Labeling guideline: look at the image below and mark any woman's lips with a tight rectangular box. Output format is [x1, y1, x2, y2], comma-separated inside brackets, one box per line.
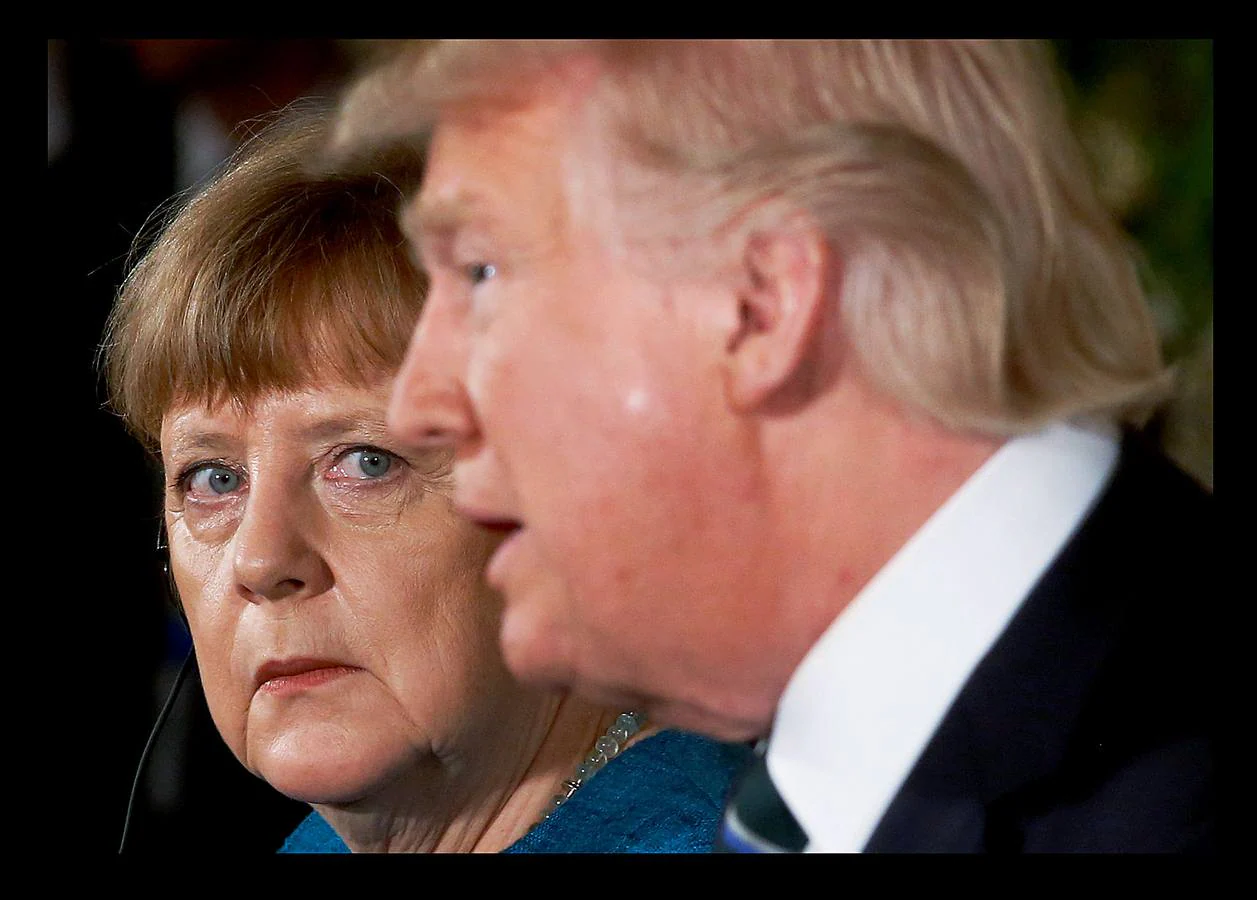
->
[255, 659, 361, 695]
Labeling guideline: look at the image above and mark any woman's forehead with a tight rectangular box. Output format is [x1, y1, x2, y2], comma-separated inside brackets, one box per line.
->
[161, 377, 395, 441]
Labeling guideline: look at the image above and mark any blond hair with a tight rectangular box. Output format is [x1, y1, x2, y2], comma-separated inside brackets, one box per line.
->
[102, 107, 427, 451]
[332, 39, 1171, 435]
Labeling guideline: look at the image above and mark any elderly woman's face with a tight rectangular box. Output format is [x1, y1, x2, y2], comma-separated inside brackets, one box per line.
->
[159, 378, 510, 804]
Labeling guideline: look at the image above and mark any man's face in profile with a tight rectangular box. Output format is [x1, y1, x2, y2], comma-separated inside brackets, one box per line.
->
[387, 83, 786, 739]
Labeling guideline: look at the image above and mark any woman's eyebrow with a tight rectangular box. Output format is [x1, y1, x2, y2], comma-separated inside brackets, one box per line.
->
[164, 412, 390, 456]
[163, 430, 235, 459]
[296, 411, 392, 445]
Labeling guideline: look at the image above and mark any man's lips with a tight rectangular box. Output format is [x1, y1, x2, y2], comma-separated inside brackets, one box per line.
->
[479, 520, 521, 536]
[456, 503, 522, 534]
[254, 658, 361, 695]
[484, 524, 525, 589]
[454, 505, 524, 587]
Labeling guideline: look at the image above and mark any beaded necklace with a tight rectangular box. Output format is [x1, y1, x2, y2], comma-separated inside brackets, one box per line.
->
[538, 711, 646, 823]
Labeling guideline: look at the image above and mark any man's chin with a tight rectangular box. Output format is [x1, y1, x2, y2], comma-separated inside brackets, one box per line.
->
[499, 605, 769, 742]
[643, 698, 769, 744]
[498, 603, 577, 689]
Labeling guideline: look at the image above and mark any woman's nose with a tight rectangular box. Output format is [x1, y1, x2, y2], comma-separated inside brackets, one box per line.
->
[231, 486, 332, 604]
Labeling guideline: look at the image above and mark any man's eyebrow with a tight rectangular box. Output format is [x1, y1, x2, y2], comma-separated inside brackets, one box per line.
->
[404, 193, 491, 246]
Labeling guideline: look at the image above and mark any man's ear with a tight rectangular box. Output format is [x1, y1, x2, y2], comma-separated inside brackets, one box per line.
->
[723, 220, 833, 411]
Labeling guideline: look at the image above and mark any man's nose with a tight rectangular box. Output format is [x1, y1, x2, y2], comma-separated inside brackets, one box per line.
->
[387, 295, 480, 454]
[231, 482, 332, 604]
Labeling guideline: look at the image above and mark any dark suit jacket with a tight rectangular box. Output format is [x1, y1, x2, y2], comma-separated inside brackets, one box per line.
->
[864, 432, 1219, 853]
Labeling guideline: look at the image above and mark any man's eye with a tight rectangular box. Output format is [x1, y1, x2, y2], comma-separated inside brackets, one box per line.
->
[186, 465, 242, 496]
[335, 448, 396, 480]
[466, 263, 497, 285]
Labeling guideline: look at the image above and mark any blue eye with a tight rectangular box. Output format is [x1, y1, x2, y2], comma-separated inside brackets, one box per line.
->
[341, 448, 394, 479]
[187, 465, 241, 495]
[467, 263, 496, 285]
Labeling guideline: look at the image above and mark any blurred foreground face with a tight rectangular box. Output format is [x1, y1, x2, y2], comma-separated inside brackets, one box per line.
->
[161, 378, 510, 803]
[389, 89, 785, 740]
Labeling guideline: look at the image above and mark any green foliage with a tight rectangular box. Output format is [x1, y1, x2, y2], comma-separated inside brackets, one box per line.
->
[1053, 40, 1213, 487]
[1054, 39, 1214, 364]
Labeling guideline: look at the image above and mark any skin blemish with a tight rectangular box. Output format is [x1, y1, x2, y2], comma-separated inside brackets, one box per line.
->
[624, 387, 649, 415]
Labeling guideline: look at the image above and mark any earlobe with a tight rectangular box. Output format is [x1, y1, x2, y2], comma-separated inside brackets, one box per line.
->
[724, 222, 832, 412]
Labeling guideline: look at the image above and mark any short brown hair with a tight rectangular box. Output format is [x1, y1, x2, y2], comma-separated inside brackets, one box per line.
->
[102, 105, 427, 451]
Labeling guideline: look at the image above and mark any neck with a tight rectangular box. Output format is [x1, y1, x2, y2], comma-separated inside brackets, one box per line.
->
[760, 383, 1004, 691]
[312, 694, 647, 853]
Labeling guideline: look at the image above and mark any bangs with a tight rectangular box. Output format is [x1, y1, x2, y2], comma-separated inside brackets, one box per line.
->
[103, 112, 427, 450]
[167, 241, 424, 419]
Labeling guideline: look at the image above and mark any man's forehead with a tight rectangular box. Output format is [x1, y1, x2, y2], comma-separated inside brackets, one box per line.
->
[402, 96, 590, 245]
[404, 123, 511, 243]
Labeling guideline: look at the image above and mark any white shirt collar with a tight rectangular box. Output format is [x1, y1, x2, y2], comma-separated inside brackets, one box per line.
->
[766, 419, 1120, 852]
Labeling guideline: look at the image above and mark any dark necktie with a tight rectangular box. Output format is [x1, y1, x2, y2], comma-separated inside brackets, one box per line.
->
[714, 748, 809, 852]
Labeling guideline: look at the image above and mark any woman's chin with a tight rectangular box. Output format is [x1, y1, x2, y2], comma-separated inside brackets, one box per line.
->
[250, 728, 411, 805]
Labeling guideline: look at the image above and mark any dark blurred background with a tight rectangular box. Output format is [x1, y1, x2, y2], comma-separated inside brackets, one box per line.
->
[48, 39, 396, 855]
[48, 39, 1212, 854]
